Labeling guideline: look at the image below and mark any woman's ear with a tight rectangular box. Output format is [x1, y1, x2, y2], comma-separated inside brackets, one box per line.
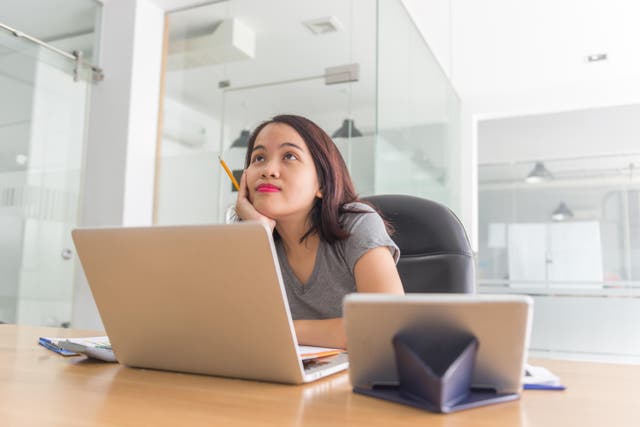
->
[316, 189, 323, 198]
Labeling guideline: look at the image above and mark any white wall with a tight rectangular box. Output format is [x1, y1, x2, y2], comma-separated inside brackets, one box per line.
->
[156, 97, 222, 224]
[531, 296, 640, 357]
[450, 0, 640, 110]
[479, 104, 640, 164]
[401, 0, 452, 78]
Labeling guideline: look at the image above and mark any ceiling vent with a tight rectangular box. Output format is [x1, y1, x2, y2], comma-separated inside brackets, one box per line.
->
[586, 53, 607, 63]
[168, 18, 255, 70]
[303, 17, 342, 35]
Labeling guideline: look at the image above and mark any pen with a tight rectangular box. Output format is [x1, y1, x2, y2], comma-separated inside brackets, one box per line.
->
[219, 156, 240, 191]
[523, 384, 566, 391]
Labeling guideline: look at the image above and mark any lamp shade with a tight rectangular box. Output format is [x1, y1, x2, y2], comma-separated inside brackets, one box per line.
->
[332, 119, 362, 138]
[230, 129, 251, 148]
[551, 202, 574, 221]
[525, 161, 552, 183]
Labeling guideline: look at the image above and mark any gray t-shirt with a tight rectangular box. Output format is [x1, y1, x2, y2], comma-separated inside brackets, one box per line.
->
[275, 202, 400, 320]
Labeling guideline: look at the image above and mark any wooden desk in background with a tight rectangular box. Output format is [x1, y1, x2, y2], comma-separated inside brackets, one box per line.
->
[1, 325, 638, 427]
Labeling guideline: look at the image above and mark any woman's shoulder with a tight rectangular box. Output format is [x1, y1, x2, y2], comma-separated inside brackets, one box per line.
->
[334, 201, 400, 269]
[340, 201, 383, 232]
[342, 201, 376, 214]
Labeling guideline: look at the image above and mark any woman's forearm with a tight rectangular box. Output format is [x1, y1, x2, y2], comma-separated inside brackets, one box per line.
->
[293, 318, 347, 349]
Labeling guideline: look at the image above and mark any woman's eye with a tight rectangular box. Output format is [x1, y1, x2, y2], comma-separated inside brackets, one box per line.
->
[283, 152, 298, 161]
[252, 154, 265, 163]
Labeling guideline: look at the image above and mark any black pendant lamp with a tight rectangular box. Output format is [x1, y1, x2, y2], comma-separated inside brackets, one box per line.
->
[230, 129, 251, 148]
[551, 202, 574, 221]
[332, 119, 362, 138]
[525, 161, 553, 183]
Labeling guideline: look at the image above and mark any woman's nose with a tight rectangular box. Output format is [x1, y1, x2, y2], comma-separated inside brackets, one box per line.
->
[261, 161, 279, 178]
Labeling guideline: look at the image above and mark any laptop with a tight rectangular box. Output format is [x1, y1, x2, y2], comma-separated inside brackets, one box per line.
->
[344, 294, 533, 411]
[71, 222, 348, 384]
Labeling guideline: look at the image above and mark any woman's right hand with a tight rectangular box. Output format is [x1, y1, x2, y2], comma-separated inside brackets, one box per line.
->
[235, 170, 276, 231]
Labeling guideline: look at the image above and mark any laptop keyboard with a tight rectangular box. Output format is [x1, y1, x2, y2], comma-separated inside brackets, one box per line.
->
[303, 358, 332, 372]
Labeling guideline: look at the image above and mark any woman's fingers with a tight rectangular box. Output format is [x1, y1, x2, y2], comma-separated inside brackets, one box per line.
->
[237, 170, 247, 199]
[235, 170, 259, 221]
[235, 171, 248, 220]
[235, 170, 276, 231]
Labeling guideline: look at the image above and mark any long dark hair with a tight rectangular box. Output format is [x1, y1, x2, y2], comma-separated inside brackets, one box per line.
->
[244, 114, 379, 244]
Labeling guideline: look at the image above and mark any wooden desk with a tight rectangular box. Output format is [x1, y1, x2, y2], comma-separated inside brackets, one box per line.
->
[1, 325, 637, 427]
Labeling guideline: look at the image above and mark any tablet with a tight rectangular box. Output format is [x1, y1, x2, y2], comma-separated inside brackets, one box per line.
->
[344, 293, 532, 393]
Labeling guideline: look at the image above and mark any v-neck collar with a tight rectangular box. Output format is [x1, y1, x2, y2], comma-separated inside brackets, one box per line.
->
[276, 239, 322, 294]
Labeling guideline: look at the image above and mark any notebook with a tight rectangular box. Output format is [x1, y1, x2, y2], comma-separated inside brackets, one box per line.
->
[71, 222, 348, 384]
[344, 293, 532, 407]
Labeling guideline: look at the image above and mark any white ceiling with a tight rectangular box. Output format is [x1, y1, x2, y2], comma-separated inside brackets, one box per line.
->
[406, 0, 640, 116]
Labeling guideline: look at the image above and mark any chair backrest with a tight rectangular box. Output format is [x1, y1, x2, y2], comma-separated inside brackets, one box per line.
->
[362, 195, 475, 293]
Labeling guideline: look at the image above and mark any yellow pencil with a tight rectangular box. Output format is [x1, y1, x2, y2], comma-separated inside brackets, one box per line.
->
[219, 156, 241, 191]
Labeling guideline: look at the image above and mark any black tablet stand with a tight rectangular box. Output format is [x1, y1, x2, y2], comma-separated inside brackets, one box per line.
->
[353, 329, 519, 413]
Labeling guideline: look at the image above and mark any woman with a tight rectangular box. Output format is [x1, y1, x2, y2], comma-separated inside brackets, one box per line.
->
[235, 115, 404, 348]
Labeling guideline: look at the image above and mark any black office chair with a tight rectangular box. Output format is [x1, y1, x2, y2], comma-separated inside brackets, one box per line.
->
[363, 194, 475, 294]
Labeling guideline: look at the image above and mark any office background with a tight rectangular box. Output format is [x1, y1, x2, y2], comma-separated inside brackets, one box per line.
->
[1, 0, 638, 362]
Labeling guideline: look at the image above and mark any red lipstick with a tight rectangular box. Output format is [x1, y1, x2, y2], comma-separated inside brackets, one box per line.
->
[256, 183, 280, 193]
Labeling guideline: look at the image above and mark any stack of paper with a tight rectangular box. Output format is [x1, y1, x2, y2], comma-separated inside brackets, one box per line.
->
[298, 345, 344, 361]
[38, 336, 116, 362]
[523, 363, 565, 390]
[40, 339, 341, 364]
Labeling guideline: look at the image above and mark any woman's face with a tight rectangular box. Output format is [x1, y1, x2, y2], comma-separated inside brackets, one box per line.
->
[246, 123, 322, 221]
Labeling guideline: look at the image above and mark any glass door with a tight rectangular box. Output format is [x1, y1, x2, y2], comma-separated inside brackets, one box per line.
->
[0, 25, 94, 326]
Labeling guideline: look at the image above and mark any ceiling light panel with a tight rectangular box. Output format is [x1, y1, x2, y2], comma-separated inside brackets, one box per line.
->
[303, 16, 343, 35]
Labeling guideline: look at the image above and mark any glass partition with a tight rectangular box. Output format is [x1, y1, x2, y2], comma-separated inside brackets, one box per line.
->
[376, 0, 461, 213]
[156, 0, 461, 224]
[478, 154, 640, 292]
[0, 2, 100, 326]
[156, 0, 377, 224]
[478, 153, 640, 359]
